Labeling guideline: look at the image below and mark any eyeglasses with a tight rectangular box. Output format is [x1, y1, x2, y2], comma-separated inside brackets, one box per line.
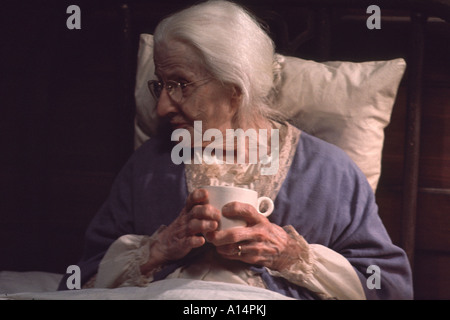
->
[147, 78, 212, 103]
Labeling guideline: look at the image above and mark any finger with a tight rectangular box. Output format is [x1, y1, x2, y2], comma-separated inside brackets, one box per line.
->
[157, 229, 206, 262]
[187, 218, 218, 235]
[206, 226, 250, 246]
[221, 202, 264, 225]
[215, 243, 241, 256]
[190, 204, 221, 222]
[185, 188, 209, 212]
[185, 235, 206, 248]
[216, 243, 253, 263]
[216, 242, 276, 266]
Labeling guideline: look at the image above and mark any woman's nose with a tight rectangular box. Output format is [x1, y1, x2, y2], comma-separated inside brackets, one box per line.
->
[156, 89, 177, 118]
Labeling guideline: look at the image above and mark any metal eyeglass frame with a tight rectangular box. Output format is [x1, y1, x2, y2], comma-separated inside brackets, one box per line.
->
[147, 78, 212, 103]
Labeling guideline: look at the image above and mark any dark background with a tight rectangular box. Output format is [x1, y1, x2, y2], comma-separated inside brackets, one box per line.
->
[1, 0, 449, 299]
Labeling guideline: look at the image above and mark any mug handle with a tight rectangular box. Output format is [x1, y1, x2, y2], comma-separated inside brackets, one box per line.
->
[257, 197, 274, 217]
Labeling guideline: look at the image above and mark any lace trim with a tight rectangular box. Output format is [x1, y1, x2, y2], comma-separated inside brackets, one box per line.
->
[119, 236, 154, 287]
[268, 225, 316, 281]
[267, 226, 366, 300]
[94, 229, 165, 288]
[266, 225, 322, 295]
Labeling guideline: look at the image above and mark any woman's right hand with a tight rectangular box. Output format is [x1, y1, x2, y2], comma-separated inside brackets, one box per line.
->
[140, 188, 220, 274]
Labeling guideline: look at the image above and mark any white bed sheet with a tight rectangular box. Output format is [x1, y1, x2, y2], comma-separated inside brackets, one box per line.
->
[0, 271, 294, 300]
[0, 271, 63, 294]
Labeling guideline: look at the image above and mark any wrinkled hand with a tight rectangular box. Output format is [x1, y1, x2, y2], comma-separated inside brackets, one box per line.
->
[141, 189, 220, 273]
[205, 202, 302, 271]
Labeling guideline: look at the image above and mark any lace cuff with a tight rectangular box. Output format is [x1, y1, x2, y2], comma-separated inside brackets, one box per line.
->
[94, 227, 165, 288]
[267, 225, 366, 300]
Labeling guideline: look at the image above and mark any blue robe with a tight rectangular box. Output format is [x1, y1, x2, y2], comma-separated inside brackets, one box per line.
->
[59, 131, 413, 299]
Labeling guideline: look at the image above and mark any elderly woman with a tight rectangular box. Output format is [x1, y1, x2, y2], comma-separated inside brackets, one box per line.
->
[60, 0, 413, 299]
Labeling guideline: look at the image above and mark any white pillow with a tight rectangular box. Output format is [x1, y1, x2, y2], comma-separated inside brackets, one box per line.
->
[134, 34, 406, 192]
[134, 34, 159, 148]
[273, 56, 406, 191]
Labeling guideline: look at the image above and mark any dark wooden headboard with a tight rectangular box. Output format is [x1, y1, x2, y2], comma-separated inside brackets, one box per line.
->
[1, 0, 449, 299]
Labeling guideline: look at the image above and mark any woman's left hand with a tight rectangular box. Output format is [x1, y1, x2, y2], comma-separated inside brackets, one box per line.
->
[204, 202, 302, 271]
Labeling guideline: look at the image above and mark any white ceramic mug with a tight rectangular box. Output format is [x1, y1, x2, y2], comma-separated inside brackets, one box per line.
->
[202, 185, 274, 230]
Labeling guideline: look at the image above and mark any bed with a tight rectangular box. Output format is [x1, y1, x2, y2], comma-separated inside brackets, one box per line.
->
[1, 0, 449, 300]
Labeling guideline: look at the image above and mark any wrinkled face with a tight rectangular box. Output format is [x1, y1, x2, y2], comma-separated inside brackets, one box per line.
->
[154, 40, 238, 146]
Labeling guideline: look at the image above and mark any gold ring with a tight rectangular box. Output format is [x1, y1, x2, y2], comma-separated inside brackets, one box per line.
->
[237, 245, 242, 256]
